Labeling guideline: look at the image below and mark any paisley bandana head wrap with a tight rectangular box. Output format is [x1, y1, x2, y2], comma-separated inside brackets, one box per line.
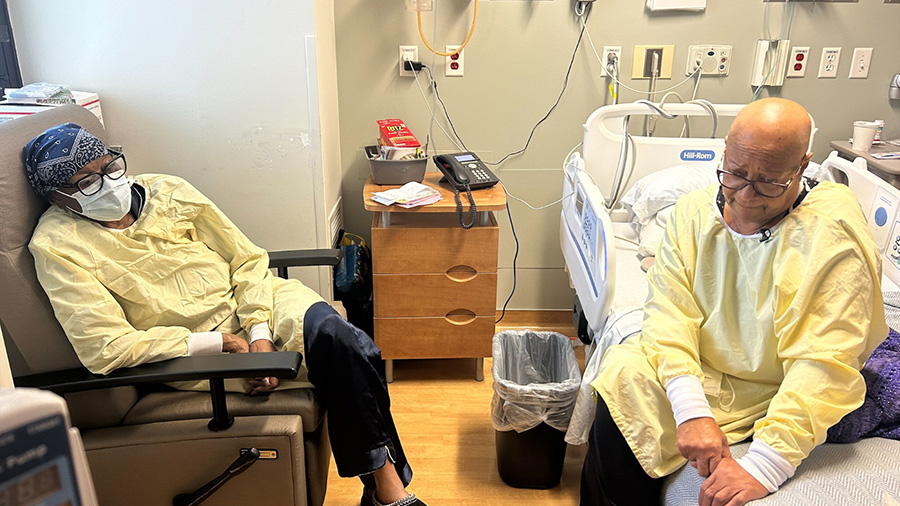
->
[23, 123, 108, 199]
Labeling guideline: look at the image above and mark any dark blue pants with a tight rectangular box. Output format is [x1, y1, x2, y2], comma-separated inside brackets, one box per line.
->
[580, 396, 662, 506]
[303, 302, 412, 490]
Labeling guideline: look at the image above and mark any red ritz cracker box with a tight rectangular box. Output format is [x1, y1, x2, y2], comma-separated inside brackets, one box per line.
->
[377, 119, 420, 148]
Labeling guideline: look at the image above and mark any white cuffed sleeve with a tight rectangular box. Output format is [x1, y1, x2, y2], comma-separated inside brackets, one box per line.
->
[248, 322, 273, 344]
[737, 440, 795, 493]
[666, 374, 714, 426]
[187, 332, 223, 356]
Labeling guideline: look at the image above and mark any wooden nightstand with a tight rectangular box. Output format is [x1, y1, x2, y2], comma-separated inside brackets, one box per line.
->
[364, 173, 507, 381]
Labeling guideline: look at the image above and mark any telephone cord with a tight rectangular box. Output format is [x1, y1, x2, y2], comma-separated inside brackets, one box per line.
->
[454, 186, 477, 229]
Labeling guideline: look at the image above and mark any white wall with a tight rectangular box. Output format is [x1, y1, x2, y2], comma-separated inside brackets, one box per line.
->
[9, 0, 343, 294]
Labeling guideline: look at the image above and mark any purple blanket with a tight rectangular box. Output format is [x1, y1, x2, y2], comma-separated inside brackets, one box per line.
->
[826, 328, 900, 443]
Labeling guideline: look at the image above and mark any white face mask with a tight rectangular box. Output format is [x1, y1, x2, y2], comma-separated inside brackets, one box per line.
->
[63, 176, 132, 221]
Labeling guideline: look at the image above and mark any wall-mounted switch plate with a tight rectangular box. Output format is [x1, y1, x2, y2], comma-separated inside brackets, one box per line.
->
[848, 47, 873, 79]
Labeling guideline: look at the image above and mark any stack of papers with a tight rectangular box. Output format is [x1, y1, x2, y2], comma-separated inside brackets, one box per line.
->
[5, 82, 72, 103]
[371, 182, 442, 208]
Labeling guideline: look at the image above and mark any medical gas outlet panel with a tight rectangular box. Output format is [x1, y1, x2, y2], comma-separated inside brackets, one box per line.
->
[685, 45, 732, 76]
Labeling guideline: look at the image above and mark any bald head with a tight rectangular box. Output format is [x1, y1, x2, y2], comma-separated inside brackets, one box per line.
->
[728, 98, 812, 162]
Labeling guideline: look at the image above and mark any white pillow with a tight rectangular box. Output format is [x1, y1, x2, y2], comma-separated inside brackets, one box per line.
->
[621, 160, 718, 227]
[637, 206, 674, 258]
[802, 161, 834, 182]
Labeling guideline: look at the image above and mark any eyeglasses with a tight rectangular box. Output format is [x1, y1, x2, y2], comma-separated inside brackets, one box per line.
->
[716, 156, 800, 198]
[57, 150, 127, 196]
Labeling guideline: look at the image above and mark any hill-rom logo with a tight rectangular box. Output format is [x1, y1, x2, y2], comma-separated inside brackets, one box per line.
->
[680, 149, 716, 161]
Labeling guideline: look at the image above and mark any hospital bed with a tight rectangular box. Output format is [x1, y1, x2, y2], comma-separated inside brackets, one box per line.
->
[560, 102, 900, 504]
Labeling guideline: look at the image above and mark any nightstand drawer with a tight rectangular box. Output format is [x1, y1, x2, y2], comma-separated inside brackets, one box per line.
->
[374, 316, 494, 359]
[374, 272, 496, 317]
[371, 213, 498, 274]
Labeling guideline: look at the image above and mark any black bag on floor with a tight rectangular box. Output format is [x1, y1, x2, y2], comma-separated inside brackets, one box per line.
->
[333, 231, 374, 338]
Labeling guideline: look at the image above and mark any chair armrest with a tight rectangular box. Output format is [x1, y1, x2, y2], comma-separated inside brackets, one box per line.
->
[14, 352, 302, 394]
[268, 248, 343, 269]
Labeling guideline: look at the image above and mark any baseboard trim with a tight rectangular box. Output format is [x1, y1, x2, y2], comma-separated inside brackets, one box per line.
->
[494, 309, 575, 337]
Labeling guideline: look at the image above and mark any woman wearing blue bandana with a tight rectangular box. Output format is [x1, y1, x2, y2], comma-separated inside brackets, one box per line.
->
[24, 123, 427, 506]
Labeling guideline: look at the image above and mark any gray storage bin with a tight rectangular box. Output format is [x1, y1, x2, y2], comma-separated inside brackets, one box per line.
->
[365, 145, 427, 185]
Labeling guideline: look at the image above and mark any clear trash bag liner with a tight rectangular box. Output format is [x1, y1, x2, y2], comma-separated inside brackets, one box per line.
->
[491, 331, 581, 433]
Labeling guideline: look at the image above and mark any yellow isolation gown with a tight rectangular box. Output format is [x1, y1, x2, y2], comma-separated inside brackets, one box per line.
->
[30, 174, 324, 389]
[591, 181, 888, 477]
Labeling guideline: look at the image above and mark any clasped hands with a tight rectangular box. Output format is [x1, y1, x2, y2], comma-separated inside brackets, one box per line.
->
[222, 333, 280, 396]
[676, 417, 768, 506]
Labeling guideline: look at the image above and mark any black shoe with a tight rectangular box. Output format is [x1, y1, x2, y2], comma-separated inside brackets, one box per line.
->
[360, 489, 428, 506]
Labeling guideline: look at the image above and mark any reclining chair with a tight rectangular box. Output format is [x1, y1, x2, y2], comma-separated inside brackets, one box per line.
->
[0, 105, 336, 506]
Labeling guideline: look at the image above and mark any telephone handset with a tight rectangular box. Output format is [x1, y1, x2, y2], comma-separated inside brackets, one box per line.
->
[432, 152, 499, 190]
[431, 152, 499, 229]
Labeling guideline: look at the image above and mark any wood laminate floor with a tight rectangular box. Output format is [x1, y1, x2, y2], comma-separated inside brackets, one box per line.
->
[322, 352, 587, 506]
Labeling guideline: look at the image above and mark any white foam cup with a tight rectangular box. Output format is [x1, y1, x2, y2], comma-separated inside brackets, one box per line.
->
[852, 121, 878, 151]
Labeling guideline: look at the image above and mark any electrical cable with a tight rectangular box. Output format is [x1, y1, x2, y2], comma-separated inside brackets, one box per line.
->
[493, 142, 584, 322]
[417, 0, 478, 56]
[412, 67, 464, 151]
[679, 68, 703, 136]
[656, 91, 688, 137]
[690, 98, 718, 137]
[610, 130, 637, 210]
[418, 68, 578, 212]
[495, 195, 519, 325]
[505, 189, 574, 211]
[690, 66, 702, 101]
[574, 1, 593, 18]
[636, 98, 718, 138]
[609, 56, 620, 104]
[614, 235, 640, 247]
[423, 66, 470, 152]
[425, 4, 440, 154]
[582, 15, 701, 96]
[485, 22, 586, 166]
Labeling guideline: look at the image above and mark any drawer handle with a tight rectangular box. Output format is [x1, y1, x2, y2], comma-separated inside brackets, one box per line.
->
[445, 309, 476, 325]
[445, 265, 477, 282]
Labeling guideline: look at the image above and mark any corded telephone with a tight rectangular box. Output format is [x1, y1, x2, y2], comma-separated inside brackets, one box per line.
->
[433, 152, 500, 190]
[431, 152, 499, 229]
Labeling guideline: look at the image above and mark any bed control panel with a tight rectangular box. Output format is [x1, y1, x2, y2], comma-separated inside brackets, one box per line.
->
[870, 186, 899, 253]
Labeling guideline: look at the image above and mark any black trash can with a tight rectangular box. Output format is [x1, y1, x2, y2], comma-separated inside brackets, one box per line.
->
[491, 330, 580, 489]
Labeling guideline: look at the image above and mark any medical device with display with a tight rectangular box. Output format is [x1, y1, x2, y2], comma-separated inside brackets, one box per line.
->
[560, 152, 616, 339]
[0, 389, 98, 506]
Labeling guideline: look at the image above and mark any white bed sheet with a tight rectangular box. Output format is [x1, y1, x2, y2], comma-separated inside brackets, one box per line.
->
[611, 221, 651, 311]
